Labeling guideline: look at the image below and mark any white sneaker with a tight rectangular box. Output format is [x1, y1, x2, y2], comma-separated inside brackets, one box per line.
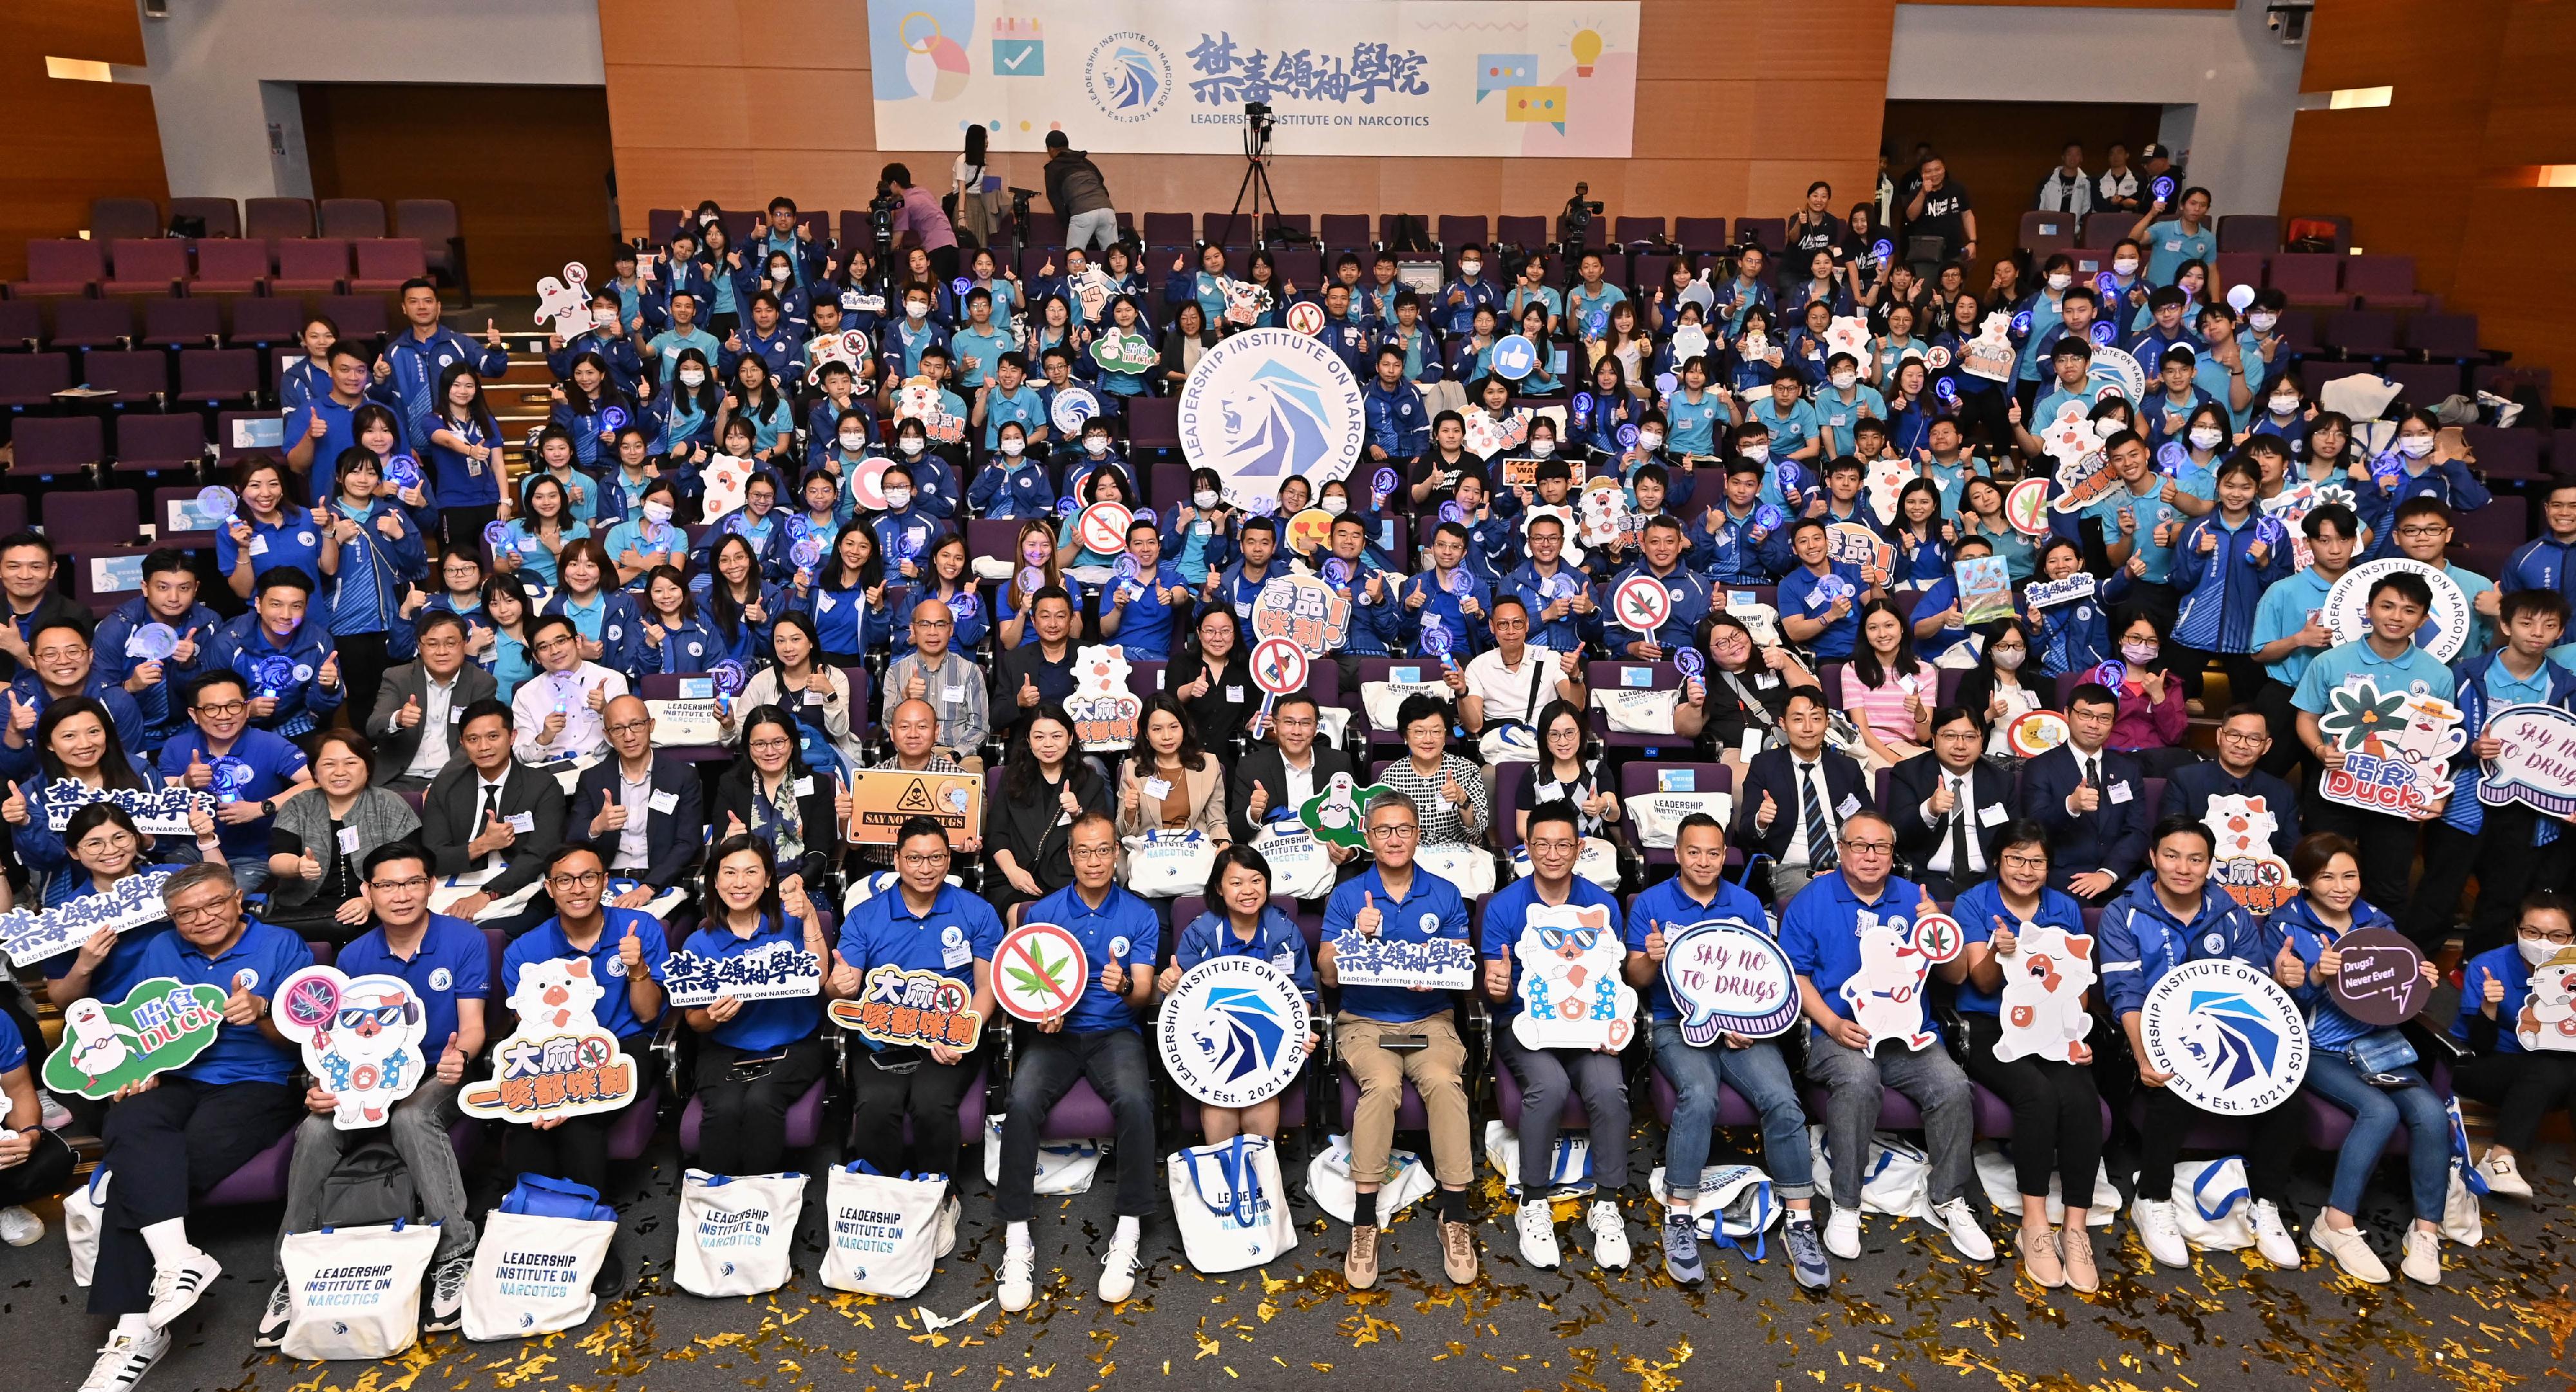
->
[2134, 1199, 2190, 1268]
[997, 1241, 1036, 1312]
[1585, 1199, 1631, 1270]
[252, 1279, 291, 1349]
[39, 1093, 71, 1133]
[1823, 1208, 1862, 1261]
[0, 1204, 41, 1247]
[144, 1248, 220, 1330]
[2401, 1227, 2442, 1286]
[2311, 1222, 2391, 1284]
[1932, 1197, 1994, 1262]
[78, 1327, 169, 1392]
[2479, 1150, 2535, 1200]
[934, 1195, 962, 1258]
[1516, 1202, 1560, 1270]
[2249, 1200, 2300, 1270]
[1097, 1228, 1142, 1304]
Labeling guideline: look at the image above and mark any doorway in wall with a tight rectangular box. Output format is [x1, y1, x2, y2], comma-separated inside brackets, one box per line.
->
[299, 83, 614, 301]
[1882, 100, 2164, 284]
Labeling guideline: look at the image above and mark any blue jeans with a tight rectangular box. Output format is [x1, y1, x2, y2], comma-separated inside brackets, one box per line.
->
[1651, 1020, 1814, 1201]
[2302, 1049, 2450, 1221]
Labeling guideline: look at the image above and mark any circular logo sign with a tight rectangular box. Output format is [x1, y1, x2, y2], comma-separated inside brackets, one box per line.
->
[2004, 477, 2053, 537]
[1075, 502, 1133, 556]
[1083, 32, 1171, 123]
[848, 457, 893, 512]
[1177, 328, 1365, 509]
[2139, 958, 2312, 1116]
[2004, 710, 2071, 758]
[2324, 926, 2431, 1028]
[1156, 956, 1311, 1107]
[128, 623, 179, 663]
[1610, 575, 1673, 635]
[1661, 919, 1801, 1044]
[1050, 386, 1101, 435]
[1489, 334, 1539, 381]
[2322, 557, 2471, 663]
[2087, 345, 2145, 403]
[1283, 301, 1325, 337]
[1909, 912, 1965, 963]
[1250, 637, 1308, 697]
[1284, 507, 1334, 556]
[994, 922, 1091, 1024]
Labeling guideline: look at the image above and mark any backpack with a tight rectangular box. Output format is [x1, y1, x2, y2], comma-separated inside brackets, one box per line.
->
[319, 1141, 420, 1229]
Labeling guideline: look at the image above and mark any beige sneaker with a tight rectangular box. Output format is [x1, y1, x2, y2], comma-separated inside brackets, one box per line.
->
[1344, 1225, 1379, 1290]
[2311, 1222, 2390, 1284]
[2400, 1227, 2441, 1286]
[2020, 1220, 2064, 1288]
[2056, 1226, 2100, 1294]
[1441, 1218, 1479, 1284]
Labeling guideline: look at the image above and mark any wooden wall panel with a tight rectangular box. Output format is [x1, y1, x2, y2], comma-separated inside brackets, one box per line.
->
[598, 0, 1897, 247]
[0, 0, 167, 280]
[1909, 0, 2230, 7]
[1880, 99, 2163, 283]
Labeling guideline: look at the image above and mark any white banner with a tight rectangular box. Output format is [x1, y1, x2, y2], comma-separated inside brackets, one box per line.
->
[866, 0, 1640, 158]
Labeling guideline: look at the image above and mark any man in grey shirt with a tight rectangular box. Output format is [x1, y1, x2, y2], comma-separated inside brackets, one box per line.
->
[1044, 131, 1118, 255]
[884, 597, 989, 772]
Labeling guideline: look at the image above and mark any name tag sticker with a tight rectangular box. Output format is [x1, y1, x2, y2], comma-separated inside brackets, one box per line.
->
[336, 827, 361, 854]
[249, 536, 270, 556]
[793, 776, 816, 798]
[1142, 776, 1172, 800]
[804, 690, 826, 706]
[1225, 684, 1245, 702]
[449, 706, 464, 722]
[1658, 769, 1695, 793]
[941, 684, 967, 701]
[506, 811, 537, 834]
[2108, 781, 2134, 804]
[679, 677, 714, 699]
[1836, 794, 1862, 819]
[649, 789, 679, 814]
[1978, 802, 2007, 827]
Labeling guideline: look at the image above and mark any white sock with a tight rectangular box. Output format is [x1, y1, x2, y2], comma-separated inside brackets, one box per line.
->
[139, 1218, 194, 1268]
[1007, 1221, 1032, 1252]
[1113, 1215, 1141, 1245]
[1787, 1209, 1814, 1227]
[113, 1313, 154, 1340]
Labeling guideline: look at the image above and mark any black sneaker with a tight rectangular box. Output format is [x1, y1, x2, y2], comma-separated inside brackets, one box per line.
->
[252, 1280, 291, 1349]
[424, 1255, 471, 1332]
[591, 1248, 626, 1297]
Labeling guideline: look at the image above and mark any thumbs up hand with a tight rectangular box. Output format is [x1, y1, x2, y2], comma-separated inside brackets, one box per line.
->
[297, 847, 323, 882]
[185, 749, 213, 789]
[397, 693, 424, 729]
[436, 1032, 466, 1085]
[1354, 890, 1383, 938]
[618, 916, 645, 973]
[829, 949, 862, 999]
[317, 649, 342, 690]
[726, 811, 748, 839]
[1755, 790, 1779, 832]
[1017, 673, 1040, 708]
[1989, 914, 2016, 958]
[2273, 937, 2307, 990]
[0, 781, 23, 829]
[2316, 943, 2343, 980]
[223, 973, 263, 1026]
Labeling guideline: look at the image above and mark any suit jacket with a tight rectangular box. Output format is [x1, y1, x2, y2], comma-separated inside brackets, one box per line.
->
[1227, 744, 1358, 843]
[2154, 762, 2300, 858]
[1733, 745, 1869, 865]
[422, 758, 568, 899]
[713, 760, 844, 886]
[2023, 742, 2148, 888]
[1888, 752, 2020, 883]
[570, 752, 705, 888]
[366, 661, 499, 787]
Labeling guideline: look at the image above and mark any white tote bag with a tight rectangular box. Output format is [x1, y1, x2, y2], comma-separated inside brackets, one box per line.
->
[2169, 1157, 2257, 1252]
[1594, 688, 1681, 736]
[65, 1167, 108, 1287]
[1971, 1142, 2121, 1227]
[1305, 1133, 1435, 1227]
[982, 1114, 1104, 1195]
[675, 1169, 806, 1298]
[1360, 679, 1450, 732]
[279, 1219, 440, 1361]
[1123, 830, 1218, 898]
[1483, 1120, 1596, 1200]
[819, 1162, 949, 1298]
[1414, 842, 1497, 898]
[1630, 791, 1736, 849]
[1509, 836, 1621, 889]
[1810, 1126, 1937, 1221]
[1249, 824, 1336, 901]
[460, 1208, 618, 1340]
[1167, 1135, 1298, 1274]
[1648, 1163, 1780, 1257]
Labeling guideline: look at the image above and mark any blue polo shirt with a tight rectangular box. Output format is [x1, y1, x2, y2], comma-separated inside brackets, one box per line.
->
[1322, 863, 1472, 1024]
[0, 1011, 24, 1075]
[681, 914, 824, 1053]
[1777, 870, 1937, 1039]
[2144, 219, 2213, 286]
[335, 912, 489, 1055]
[2291, 635, 2457, 715]
[2456, 944, 2536, 1055]
[155, 727, 309, 860]
[1625, 874, 1773, 1020]
[1950, 880, 2088, 1015]
[2084, 473, 2213, 586]
[1174, 907, 1317, 1004]
[133, 918, 313, 1086]
[285, 396, 361, 504]
[2248, 565, 2340, 686]
[503, 907, 671, 1041]
[1477, 874, 1622, 1019]
[838, 881, 1003, 991]
[1777, 561, 1866, 659]
[1021, 882, 1159, 1035]
[214, 509, 327, 590]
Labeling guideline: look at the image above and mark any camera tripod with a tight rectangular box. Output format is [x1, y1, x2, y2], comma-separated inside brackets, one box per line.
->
[1215, 105, 1283, 252]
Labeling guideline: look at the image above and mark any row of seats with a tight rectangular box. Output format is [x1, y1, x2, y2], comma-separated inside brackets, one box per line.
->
[2016, 210, 2347, 258]
[82, 194, 466, 296]
[11, 237, 430, 299]
[0, 290, 392, 353]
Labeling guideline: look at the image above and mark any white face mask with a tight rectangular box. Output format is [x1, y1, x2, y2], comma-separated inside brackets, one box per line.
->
[1321, 496, 1347, 516]
[905, 301, 929, 320]
[2112, 258, 2139, 276]
[1742, 442, 1771, 464]
[1639, 431, 1663, 452]
[2523, 935, 2560, 968]
[2398, 435, 2436, 458]
[2248, 311, 2278, 332]
[2046, 273, 2072, 292]
[592, 310, 619, 330]
[2269, 395, 2299, 417]
[1830, 371, 1857, 391]
[1193, 489, 1219, 509]
[641, 502, 674, 524]
[2189, 427, 2224, 450]
[1459, 262, 1481, 279]
[771, 267, 791, 283]
[678, 369, 706, 388]
[883, 487, 913, 510]
[1000, 438, 1025, 457]
[1530, 438, 1555, 459]
[1991, 646, 2025, 672]
[837, 431, 867, 451]
[1084, 437, 1110, 456]
[898, 437, 924, 456]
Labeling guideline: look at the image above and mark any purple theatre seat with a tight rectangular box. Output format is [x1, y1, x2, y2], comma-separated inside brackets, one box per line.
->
[1340, 1069, 1430, 1133]
[200, 1128, 297, 1205]
[1494, 1047, 1592, 1129]
[1038, 1076, 1117, 1140]
[679, 1078, 827, 1154]
[605, 1086, 662, 1160]
[1647, 1062, 1761, 1129]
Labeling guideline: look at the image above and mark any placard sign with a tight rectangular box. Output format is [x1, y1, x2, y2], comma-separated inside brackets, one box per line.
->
[1609, 574, 1672, 637]
[1839, 907, 1962, 1054]
[829, 965, 983, 1050]
[2024, 574, 2097, 610]
[2515, 947, 2576, 1053]
[43, 977, 228, 1099]
[1157, 956, 1311, 1107]
[1075, 502, 1134, 555]
[1068, 643, 1144, 751]
[2323, 558, 2471, 663]
[1510, 903, 1637, 1051]
[1249, 573, 1352, 656]
[2325, 926, 2430, 1028]
[270, 966, 430, 1129]
[2479, 703, 2576, 818]
[846, 769, 982, 846]
[457, 957, 638, 1124]
[2204, 793, 2296, 915]
[659, 940, 822, 1008]
[2004, 710, 2071, 759]
[1298, 772, 1393, 851]
[1989, 925, 2098, 1064]
[41, 781, 205, 838]
[1328, 932, 1475, 989]
[0, 869, 175, 967]
[2315, 675, 2465, 819]
[994, 922, 1090, 1024]
[2138, 959, 2311, 1116]
[1660, 918, 1799, 1044]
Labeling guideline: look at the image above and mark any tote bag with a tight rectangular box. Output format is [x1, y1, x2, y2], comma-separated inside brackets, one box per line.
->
[1305, 1133, 1435, 1228]
[1414, 843, 1498, 898]
[1971, 1142, 2120, 1227]
[675, 1169, 805, 1297]
[1123, 830, 1218, 898]
[461, 1175, 620, 1340]
[1483, 1120, 1596, 1200]
[982, 1114, 1104, 1194]
[66, 1167, 108, 1288]
[2170, 1157, 2257, 1252]
[1648, 1163, 1779, 1259]
[1249, 823, 1335, 901]
[280, 1219, 440, 1361]
[1167, 1134, 1298, 1274]
[819, 1162, 949, 1298]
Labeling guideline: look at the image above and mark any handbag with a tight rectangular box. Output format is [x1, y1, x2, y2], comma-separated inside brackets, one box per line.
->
[1122, 829, 1218, 898]
[1167, 1134, 1298, 1274]
[1305, 1133, 1435, 1228]
[1647, 1163, 1780, 1259]
[281, 1219, 441, 1360]
[1809, 1125, 1936, 1221]
[1476, 655, 1555, 766]
[2168, 1157, 2257, 1252]
[1412, 842, 1498, 898]
[1249, 823, 1335, 901]
[675, 1169, 805, 1297]
[461, 1177, 620, 1340]
[819, 1162, 949, 1298]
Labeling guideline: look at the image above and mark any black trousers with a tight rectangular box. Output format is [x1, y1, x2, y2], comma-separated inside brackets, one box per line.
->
[2406, 811, 2573, 955]
[2304, 798, 2423, 928]
[502, 1037, 662, 1197]
[690, 1036, 830, 1176]
[91, 1078, 301, 1315]
[439, 503, 500, 557]
[846, 1046, 979, 1178]
[2452, 1050, 2576, 1155]
[0, 1129, 79, 1208]
[1964, 1012, 2104, 1207]
[2134, 1084, 2301, 1208]
[335, 630, 391, 732]
[2252, 675, 2307, 780]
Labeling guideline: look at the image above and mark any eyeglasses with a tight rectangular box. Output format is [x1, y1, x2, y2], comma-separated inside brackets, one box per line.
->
[748, 737, 793, 754]
[169, 899, 236, 925]
[2217, 728, 2268, 744]
[548, 870, 607, 889]
[606, 719, 653, 736]
[1840, 840, 1894, 856]
[2396, 525, 2449, 540]
[32, 646, 86, 663]
[368, 876, 431, 893]
[194, 701, 247, 718]
[535, 635, 576, 653]
[1070, 844, 1117, 861]
[897, 851, 949, 869]
[1367, 823, 1420, 840]
[2000, 852, 2050, 870]
[2521, 928, 2575, 946]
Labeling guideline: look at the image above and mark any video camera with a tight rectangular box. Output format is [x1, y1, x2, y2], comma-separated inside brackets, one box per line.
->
[1561, 182, 1604, 259]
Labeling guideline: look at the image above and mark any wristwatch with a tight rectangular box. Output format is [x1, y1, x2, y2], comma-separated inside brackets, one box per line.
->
[260, 798, 277, 816]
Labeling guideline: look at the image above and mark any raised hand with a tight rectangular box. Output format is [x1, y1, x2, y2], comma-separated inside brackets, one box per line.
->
[2273, 937, 2306, 990]
[1354, 890, 1383, 937]
[397, 693, 423, 729]
[436, 1032, 466, 1085]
